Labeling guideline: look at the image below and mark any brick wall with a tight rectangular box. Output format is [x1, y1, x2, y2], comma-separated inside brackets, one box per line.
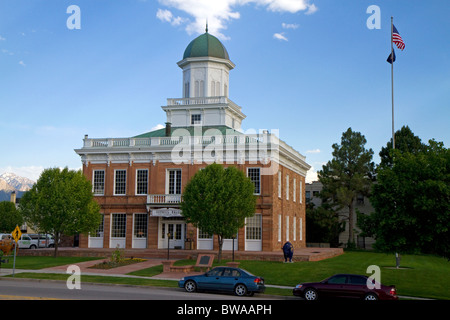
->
[79, 160, 307, 252]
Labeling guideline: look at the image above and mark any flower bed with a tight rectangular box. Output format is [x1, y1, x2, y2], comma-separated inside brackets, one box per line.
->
[89, 258, 147, 270]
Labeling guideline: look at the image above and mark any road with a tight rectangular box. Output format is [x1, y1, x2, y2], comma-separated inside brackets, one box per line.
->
[0, 279, 284, 300]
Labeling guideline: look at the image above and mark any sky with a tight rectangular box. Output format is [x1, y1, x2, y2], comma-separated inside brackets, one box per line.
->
[0, 0, 449, 183]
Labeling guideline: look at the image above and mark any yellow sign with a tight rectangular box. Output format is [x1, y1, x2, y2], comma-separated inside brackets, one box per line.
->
[12, 226, 22, 243]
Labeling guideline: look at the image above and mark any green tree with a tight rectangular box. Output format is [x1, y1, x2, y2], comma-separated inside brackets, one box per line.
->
[318, 128, 375, 247]
[379, 125, 426, 167]
[306, 202, 344, 247]
[19, 167, 101, 257]
[363, 140, 449, 258]
[0, 201, 23, 233]
[181, 163, 256, 262]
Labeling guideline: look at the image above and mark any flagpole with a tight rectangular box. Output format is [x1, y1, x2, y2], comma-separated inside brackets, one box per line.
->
[391, 17, 400, 268]
[391, 16, 395, 150]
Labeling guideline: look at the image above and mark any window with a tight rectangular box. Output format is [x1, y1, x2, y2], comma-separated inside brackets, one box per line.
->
[293, 178, 296, 202]
[93, 170, 105, 195]
[293, 216, 297, 241]
[133, 213, 148, 238]
[349, 275, 367, 285]
[299, 218, 303, 241]
[286, 216, 289, 241]
[246, 214, 262, 240]
[93, 215, 104, 237]
[191, 114, 202, 125]
[247, 168, 261, 194]
[168, 169, 182, 194]
[357, 194, 365, 205]
[278, 171, 282, 198]
[198, 229, 212, 239]
[299, 181, 303, 204]
[286, 174, 289, 200]
[223, 268, 240, 277]
[195, 80, 204, 97]
[184, 82, 190, 98]
[211, 81, 221, 96]
[114, 170, 127, 195]
[328, 275, 347, 284]
[111, 213, 126, 238]
[207, 268, 224, 277]
[136, 169, 148, 195]
[278, 214, 282, 242]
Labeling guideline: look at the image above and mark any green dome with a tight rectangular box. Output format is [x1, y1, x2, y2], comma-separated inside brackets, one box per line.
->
[183, 32, 230, 60]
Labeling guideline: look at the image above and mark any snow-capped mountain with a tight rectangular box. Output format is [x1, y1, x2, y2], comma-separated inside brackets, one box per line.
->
[0, 172, 35, 202]
[0, 172, 35, 192]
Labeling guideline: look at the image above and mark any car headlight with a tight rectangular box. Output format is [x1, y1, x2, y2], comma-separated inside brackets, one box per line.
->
[180, 277, 185, 281]
[295, 284, 303, 289]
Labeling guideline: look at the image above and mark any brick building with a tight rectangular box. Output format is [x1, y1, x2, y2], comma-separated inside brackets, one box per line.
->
[75, 30, 311, 252]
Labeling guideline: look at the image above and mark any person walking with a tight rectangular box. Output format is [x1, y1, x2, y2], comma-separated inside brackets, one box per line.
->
[282, 241, 294, 263]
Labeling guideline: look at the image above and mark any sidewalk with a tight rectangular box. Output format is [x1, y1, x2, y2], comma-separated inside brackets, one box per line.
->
[0, 258, 294, 289]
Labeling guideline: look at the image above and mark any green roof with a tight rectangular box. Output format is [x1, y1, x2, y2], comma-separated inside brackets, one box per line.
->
[134, 126, 242, 139]
[183, 32, 230, 60]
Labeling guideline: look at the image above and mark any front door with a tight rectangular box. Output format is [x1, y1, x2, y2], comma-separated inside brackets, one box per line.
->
[160, 220, 185, 249]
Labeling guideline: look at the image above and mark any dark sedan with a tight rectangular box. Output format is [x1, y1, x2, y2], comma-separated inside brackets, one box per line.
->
[178, 266, 265, 296]
[293, 274, 398, 300]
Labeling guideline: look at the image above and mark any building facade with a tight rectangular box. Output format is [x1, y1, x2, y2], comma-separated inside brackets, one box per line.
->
[75, 31, 311, 252]
[305, 181, 375, 249]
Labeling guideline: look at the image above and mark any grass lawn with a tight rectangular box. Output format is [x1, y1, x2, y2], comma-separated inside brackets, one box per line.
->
[9, 272, 179, 288]
[130, 251, 449, 300]
[2, 252, 448, 299]
[237, 251, 449, 300]
[0, 256, 101, 270]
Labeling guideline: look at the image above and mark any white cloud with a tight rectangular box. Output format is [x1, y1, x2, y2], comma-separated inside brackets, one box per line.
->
[306, 166, 318, 183]
[0, 166, 44, 182]
[282, 22, 299, 29]
[273, 32, 288, 41]
[157, 0, 317, 40]
[156, 9, 187, 26]
[0, 35, 5, 41]
[306, 148, 321, 154]
[1, 49, 14, 55]
[0, 166, 83, 182]
[263, 0, 309, 13]
[157, 8, 173, 23]
[305, 3, 318, 15]
[19, 61, 26, 67]
[151, 124, 165, 131]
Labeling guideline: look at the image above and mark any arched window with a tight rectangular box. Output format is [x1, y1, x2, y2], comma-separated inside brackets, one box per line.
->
[184, 82, 190, 98]
[195, 81, 199, 97]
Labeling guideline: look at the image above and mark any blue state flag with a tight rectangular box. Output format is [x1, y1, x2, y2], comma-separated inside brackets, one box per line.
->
[387, 49, 396, 64]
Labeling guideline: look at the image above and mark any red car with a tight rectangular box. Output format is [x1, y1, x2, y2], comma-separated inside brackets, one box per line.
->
[293, 274, 398, 300]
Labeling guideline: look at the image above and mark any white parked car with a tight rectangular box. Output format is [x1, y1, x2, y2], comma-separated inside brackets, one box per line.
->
[17, 234, 39, 249]
[28, 234, 55, 248]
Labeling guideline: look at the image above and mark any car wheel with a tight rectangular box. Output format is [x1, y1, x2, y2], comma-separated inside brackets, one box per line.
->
[30, 245, 37, 249]
[364, 293, 378, 301]
[184, 280, 197, 293]
[304, 288, 318, 301]
[234, 284, 247, 296]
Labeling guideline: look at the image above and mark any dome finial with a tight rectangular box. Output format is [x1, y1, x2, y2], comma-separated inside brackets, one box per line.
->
[205, 19, 208, 33]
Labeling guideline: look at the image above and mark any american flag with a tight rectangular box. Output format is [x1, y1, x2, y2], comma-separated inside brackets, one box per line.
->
[392, 25, 405, 50]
